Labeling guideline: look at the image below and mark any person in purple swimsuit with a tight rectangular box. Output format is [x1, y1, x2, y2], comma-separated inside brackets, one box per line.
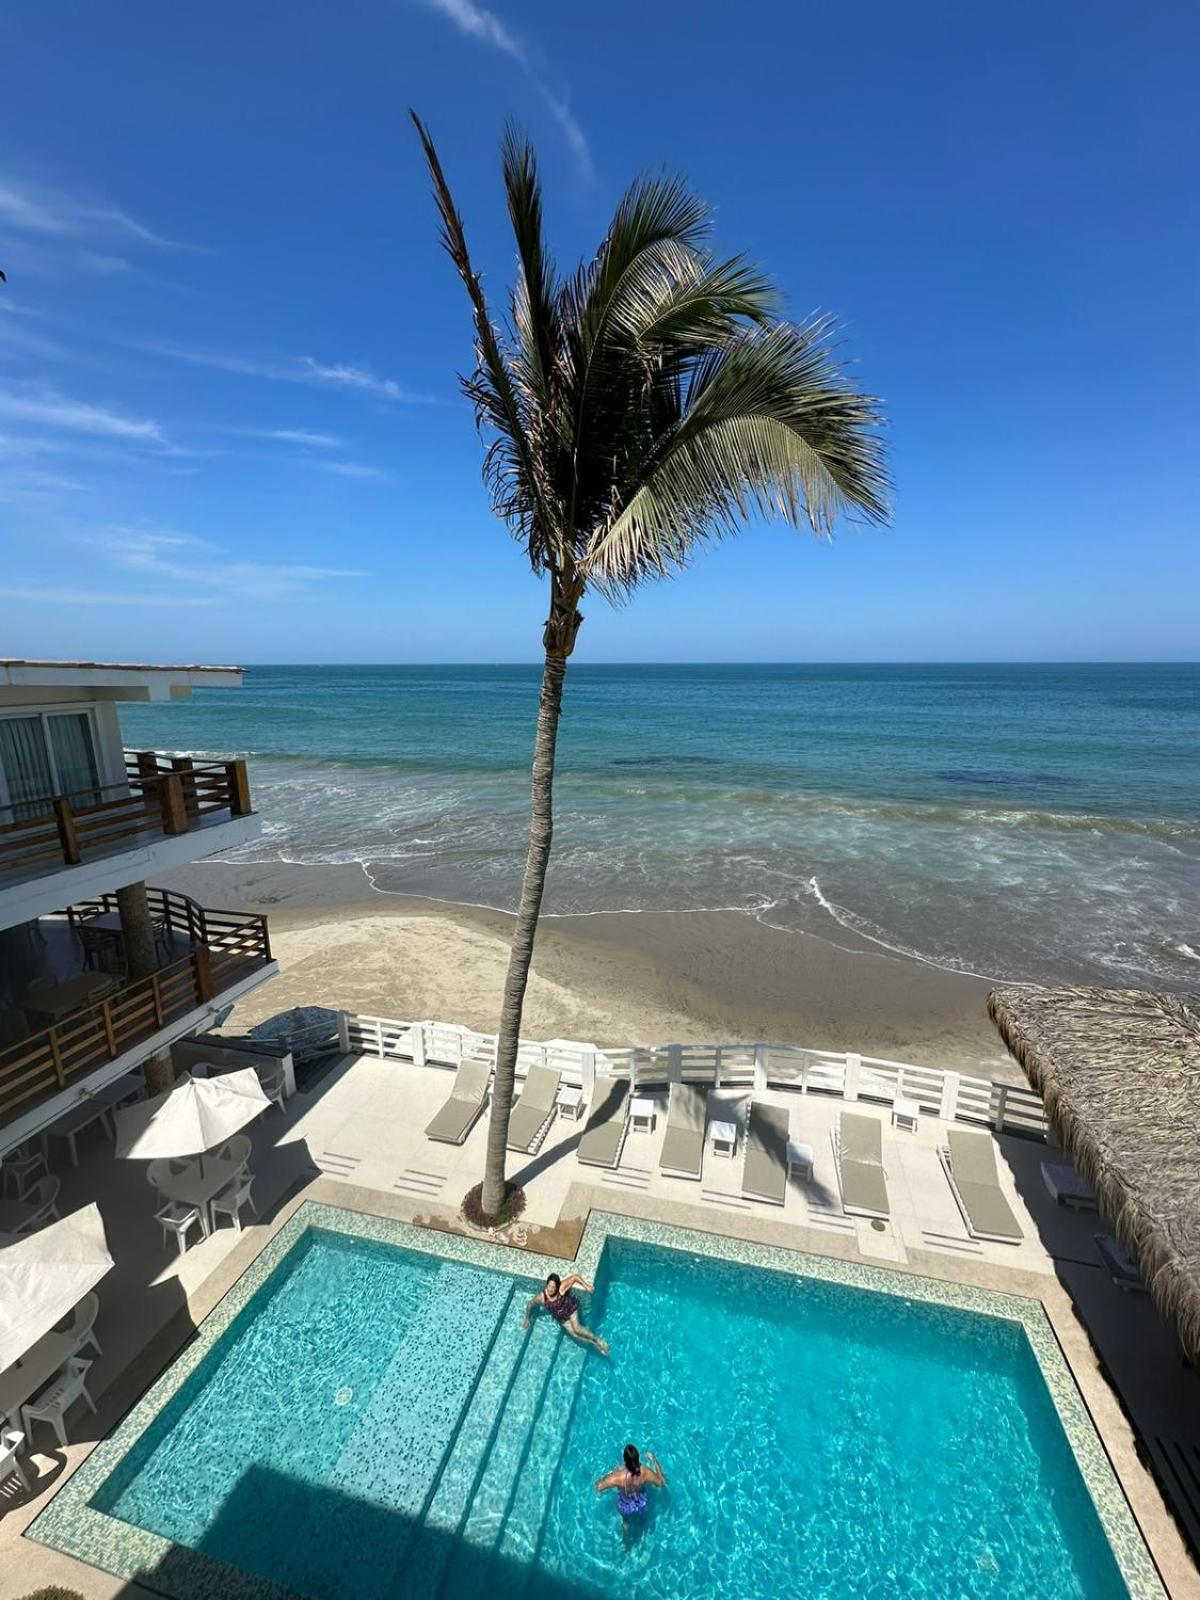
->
[522, 1272, 609, 1354]
[596, 1444, 666, 1542]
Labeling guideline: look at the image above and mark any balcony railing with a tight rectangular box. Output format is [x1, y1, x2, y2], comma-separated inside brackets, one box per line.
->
[0, 750, 252, 881]
[0, 889, 272, 1131]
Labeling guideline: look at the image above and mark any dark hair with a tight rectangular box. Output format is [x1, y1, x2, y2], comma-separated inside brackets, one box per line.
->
[545, 1273, 561, 1292]
[623, 1444, 641, 1475]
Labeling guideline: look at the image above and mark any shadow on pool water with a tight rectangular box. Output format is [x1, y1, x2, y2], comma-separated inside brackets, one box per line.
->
[110, 1461, 620, 1600]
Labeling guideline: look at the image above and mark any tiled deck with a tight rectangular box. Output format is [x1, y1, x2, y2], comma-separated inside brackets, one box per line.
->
[2, 1051, 1199, 1598]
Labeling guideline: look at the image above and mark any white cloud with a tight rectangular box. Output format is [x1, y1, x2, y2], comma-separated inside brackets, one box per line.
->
[298, 358, 412, 401]
[0, 176, 195, 250]
[0, 389, 164, 442]
[0, 586, 216, 606]
[313, 460, 389, 480]
[415, 0, 591, 178]
[252, 428, 343, 449]
[77, 525, 367, 602]
[150, 343, 435, 403]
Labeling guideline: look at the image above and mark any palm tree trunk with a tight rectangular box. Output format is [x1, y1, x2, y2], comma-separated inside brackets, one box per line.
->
[479, 578, 581, 1219]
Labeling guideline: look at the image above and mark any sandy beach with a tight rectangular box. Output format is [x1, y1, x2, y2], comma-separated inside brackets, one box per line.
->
[165, 858, 1021, 1080]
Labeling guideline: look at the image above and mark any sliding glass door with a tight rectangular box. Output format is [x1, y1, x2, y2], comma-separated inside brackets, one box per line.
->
[0, 709, 102, 820]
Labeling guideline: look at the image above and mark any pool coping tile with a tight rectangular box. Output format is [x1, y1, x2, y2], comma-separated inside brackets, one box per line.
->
[27, 1201, 1167, 1600]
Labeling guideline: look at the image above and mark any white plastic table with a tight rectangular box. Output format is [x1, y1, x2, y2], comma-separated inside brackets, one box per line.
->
[556, 1085, 584, 1122]
[786, 1138, 815, 1181]
[710, 1119, 738, 1158]
[41, 1076, 142, 1167]
[891, 1096, 920, 1133]
[629, 1096, 657, 1134]
[158, 1150, 246, 1233]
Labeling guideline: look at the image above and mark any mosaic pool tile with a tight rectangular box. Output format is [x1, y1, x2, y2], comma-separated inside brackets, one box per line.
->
[27, 1201, 1167, 1600]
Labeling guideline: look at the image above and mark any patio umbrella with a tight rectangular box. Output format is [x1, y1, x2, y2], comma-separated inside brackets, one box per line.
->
[114, 1067, 270, 1173]
[0, 1202, 113, 1370]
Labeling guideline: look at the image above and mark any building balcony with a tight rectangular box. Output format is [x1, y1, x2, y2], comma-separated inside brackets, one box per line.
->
[0, 888, 277, 1150]
[0, 751, 259, 928]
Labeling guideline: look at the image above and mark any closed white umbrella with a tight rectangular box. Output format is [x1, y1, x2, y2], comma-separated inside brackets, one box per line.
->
[114, 1068, 270, 1172]
[0, 1202, 113, 1370]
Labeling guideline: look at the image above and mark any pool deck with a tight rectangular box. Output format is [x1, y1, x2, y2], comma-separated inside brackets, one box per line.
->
[3, 1050, 1199, 1599]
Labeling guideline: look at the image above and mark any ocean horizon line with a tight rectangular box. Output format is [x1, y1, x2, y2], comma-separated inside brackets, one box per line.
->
[218, 658, 1200, 670]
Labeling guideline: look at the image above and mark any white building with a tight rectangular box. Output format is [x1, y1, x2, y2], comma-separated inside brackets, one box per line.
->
[0, 658, 278, 1154]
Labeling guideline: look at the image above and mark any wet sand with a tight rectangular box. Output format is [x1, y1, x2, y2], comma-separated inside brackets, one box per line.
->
[164, 858, 1019, 1079]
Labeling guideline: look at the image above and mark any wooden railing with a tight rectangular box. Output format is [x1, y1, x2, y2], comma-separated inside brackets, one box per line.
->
[0, 750, 252, 881]
[342, 1013, 1050, 1140]
[0, 896, 272, 1131]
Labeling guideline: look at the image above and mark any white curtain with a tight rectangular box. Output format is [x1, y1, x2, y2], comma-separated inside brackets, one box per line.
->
[0, 715, 54, 819]
[48, 712, 100, 801]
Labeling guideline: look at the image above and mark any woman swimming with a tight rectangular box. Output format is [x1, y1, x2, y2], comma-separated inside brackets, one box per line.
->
[522, 1272, 609, 1354]
[596, 1443, 666, 1533]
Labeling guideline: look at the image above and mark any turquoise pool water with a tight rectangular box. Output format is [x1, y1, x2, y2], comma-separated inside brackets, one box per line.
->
[95, 1229, 1129, 1599]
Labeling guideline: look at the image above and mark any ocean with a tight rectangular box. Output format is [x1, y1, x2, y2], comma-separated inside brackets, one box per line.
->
[120, 663, 1200, 991]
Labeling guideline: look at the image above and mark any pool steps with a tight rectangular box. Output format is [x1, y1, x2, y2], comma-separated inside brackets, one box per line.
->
[396, 1263, 590, 1598]
[329, 1262, 513, 1518]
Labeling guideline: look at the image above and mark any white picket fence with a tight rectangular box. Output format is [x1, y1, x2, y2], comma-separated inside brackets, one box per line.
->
[339, 1012, 1049, 1140]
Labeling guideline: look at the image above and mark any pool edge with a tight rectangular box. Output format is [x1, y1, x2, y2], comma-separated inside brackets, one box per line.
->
[26, 1200, 1167, 1600]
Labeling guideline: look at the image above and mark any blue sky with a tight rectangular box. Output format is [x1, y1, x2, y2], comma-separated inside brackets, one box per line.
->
[0, 0, 1196, 664]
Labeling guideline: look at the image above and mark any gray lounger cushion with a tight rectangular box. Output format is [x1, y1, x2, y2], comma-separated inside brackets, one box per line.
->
[506, 1065, 561, 1152]
[945, 1128, 1022, 1242]
[837, 1112, 889, 1219]
[741, 1102, 788, 1205]
[578, 1078, 630, 1168]
[424, 1058, 491, 1144]
[659, 1082, 706, 1179]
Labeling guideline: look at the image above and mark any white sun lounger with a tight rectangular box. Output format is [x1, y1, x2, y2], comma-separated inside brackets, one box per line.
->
[658, 1083, 706, 1180]
[1041, 1161, 1097, 1210]
[741, 1102, 789, 1206]
[506, 1065, 562, 1153]
[939, 1128, 1023, 1243]
[832, 1111, 889, 1219]
[1095, 1233, 1145, 1293]
[424, 1058, 491, 1145]
[577, 1079, 631, 1169]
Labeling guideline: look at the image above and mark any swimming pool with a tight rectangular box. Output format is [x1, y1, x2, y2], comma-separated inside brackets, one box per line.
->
[31, 1205, 1162, 1600]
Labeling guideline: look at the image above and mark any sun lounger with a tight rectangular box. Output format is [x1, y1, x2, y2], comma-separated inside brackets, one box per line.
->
[1095, 1233, 1145, 1293]
[506, 1065, 562, 1153]
[1041, 1161, 1097, 1210]
[658, 1083, 706, 1180]
[833, 1111, 889, 1219]
[577, 1078, 630, 1169]
[424, 1058, 491, 1145]
[939, 1128, 1023, 1243]
[741, 1102, 789, 1205]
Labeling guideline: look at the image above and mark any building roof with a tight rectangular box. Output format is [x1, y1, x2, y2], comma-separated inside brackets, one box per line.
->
[0, 659, 244, 700]
[988, 983, 1200, 1362]
[0, 659, 243, 675]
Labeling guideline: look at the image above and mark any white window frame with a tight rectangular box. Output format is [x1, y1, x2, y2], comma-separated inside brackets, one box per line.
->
[0, 702, 108, 814]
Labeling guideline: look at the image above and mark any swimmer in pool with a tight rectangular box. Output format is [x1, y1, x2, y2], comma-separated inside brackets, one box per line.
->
[522, 1272, 609, 1355]
[596, 1444, 666, 1540]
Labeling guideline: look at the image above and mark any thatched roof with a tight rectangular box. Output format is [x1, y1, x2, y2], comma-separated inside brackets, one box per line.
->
[988, 984, 1200, 1363]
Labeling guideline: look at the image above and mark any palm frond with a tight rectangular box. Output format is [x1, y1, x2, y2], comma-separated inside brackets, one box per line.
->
[501, 125, 560, 416]
[582, 319, 888, 595]
[410, 112, 554, 561]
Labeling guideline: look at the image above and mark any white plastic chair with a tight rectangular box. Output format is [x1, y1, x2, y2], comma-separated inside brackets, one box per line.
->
[157, 1201, 207, 1257]
[210, 1174, 256, 1233]
[60, 1290, 102, 1358]
[2, 1144, 48, 1199]
[148, 1156, 193, 1189]
[16, 1174, 59, 1234]
[0, 1427, 30, 1492]
[21, 1357, 95, 1449]
[258, 1062, 287, 1114]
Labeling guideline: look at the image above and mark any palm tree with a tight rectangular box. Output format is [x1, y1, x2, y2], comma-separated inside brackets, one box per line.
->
[413, 115, 889, 1221]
